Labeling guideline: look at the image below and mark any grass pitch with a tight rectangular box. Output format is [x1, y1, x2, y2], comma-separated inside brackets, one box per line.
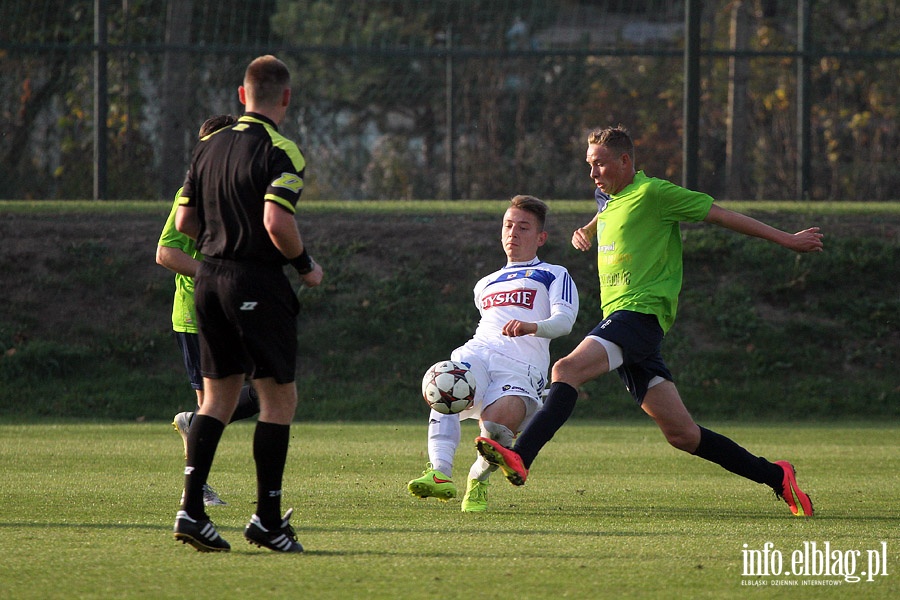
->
[0, 421, 897, 599]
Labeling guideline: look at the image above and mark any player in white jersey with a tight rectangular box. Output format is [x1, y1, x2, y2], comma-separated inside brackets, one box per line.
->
[407, 195, 579, 512]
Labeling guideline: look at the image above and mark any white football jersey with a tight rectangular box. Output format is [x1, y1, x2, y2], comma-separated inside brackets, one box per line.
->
[463, 257, 578, 374]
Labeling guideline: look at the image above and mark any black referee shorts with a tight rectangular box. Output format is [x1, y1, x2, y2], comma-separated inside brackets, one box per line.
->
[195, 258, 299, 384]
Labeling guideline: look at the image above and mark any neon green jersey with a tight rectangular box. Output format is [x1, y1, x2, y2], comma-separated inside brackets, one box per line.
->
[157, 188, 202, 333]
[595, 171, 713, 333]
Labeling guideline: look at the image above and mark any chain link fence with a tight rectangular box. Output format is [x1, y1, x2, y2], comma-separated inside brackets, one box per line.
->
[1, 0, 897, 201]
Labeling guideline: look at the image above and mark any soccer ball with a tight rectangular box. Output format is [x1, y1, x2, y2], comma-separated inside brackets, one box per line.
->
[421, 360, 476, 415]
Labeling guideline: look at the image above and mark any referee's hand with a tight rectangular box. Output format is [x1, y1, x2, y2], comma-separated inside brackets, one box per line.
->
[300, 262, 324, 288]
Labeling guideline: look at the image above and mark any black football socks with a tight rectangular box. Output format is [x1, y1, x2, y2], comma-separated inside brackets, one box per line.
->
[693, 426, 784, 489]
[182, 414, 226, 517]
[513, 381, 579, 469]
[253, 421, 291, 528]
[230, 384, 261, 423]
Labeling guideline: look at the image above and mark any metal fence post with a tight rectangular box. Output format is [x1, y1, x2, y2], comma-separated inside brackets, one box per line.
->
[683, 0, 701, 191]
[797, 0, 812, 199]
[93, 0, 108, 200]
[445, 24, 456, 201]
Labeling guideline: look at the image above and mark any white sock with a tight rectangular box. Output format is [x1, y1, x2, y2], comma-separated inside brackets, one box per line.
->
[468, 456, 497, 482]
[469, 421, 514, 482]
[426, 410, 460, 477]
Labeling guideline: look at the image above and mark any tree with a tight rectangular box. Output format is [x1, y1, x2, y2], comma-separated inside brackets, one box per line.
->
[0, 1, 93, 199]
[271, 0, 562, 199]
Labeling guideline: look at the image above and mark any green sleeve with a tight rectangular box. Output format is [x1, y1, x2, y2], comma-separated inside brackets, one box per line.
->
[656, 179, 714, 223]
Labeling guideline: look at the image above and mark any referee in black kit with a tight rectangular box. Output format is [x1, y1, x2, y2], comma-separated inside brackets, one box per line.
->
[173, 55, 323, 553]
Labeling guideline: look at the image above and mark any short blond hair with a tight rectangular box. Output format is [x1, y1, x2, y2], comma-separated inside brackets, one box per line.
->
[588, 125, 634, 163]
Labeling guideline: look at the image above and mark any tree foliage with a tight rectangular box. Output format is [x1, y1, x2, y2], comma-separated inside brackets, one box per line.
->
[0, 0, 896, 200]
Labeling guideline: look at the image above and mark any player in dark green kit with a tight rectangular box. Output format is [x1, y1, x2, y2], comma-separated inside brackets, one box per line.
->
[478, 125, 823, 517]
[173, 55, 323, 552]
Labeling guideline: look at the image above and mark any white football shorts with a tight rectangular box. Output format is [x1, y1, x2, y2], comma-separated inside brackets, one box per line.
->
[450, 343, 546, 425]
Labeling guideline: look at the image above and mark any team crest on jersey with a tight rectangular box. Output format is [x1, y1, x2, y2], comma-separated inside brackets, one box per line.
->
[481, 289, 536, 310]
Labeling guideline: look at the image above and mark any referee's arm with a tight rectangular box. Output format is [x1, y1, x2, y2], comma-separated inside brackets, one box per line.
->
[263, 202, 303, 258]
[265, 203, 323, 287]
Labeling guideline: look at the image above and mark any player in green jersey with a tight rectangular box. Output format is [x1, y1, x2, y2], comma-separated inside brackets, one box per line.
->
[156, 114, 260, 507]
[477, 125, 824, 517]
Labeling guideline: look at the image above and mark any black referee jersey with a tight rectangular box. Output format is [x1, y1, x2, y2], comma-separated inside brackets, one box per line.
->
[178, 112, 306, 264]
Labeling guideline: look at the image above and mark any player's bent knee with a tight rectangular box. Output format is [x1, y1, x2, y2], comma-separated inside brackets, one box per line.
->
[551, 355, 577, 381]
[663, 428, 700, 453]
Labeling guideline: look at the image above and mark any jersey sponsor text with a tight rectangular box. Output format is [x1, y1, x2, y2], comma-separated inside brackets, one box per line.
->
[599, 271, 631, 287]
[481, 289, 536, 310]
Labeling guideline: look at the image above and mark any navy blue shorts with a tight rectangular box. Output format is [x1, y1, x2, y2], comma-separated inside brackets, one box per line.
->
[174, 331, 203, 391]
[588, 310, 673, 404]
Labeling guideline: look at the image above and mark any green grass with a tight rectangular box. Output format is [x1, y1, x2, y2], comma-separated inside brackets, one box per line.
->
[1, 421, 897, 599]
[2, 201, 897, 422]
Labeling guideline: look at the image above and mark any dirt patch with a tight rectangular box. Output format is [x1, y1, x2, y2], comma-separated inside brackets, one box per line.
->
[1, 205, 896, 344]
[0, 206, 587, 344]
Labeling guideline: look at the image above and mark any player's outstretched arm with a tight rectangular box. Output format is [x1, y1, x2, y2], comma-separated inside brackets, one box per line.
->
[704, 204, 824, 253]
